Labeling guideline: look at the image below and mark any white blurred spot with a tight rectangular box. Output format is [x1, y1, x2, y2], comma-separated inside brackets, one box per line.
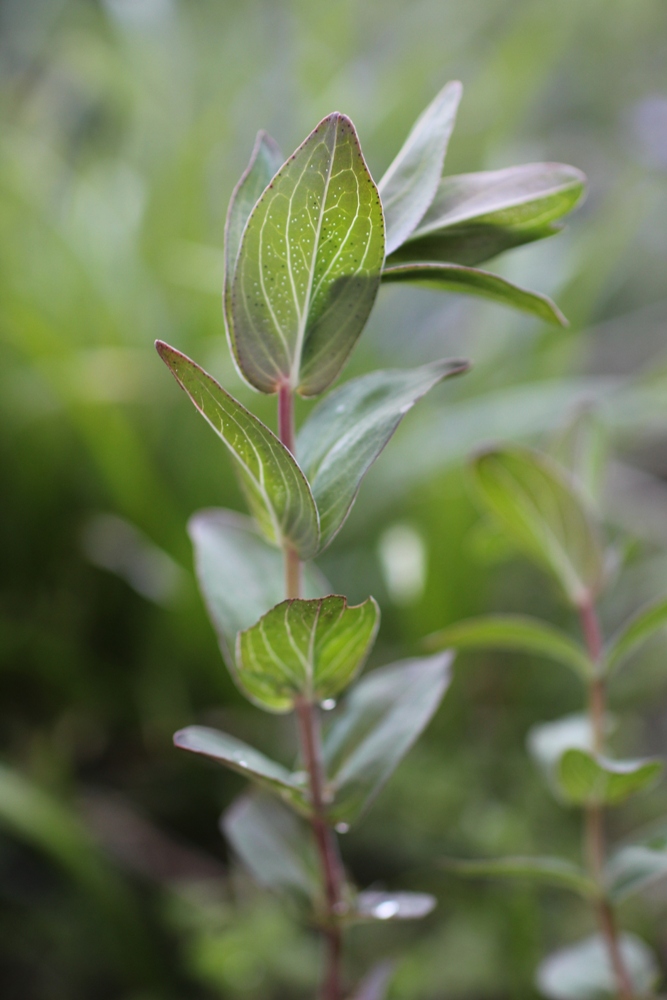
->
[377, 524, 426, 606]
[103, 0, 173, 29]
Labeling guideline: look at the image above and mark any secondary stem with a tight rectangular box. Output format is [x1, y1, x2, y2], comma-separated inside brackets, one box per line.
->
[578, 597, 634, 1000]
[278, 382, 344, 1000]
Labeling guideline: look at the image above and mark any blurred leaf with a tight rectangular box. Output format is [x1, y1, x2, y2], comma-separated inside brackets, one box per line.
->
[298, 359, 469, 550]
[536, 933, 658, 1000]
[557, 750, 662, 806]
[235, 595, 379, 713]
[425, 614, 592, 679]
[528, 714, 597, 797]
[347, 961, 396, 1000]
[443, 856, 596, 897]
[605, 597, 667, 675]
[351, 890, 436, 923]
[606, 846, 667, 902]
[230, 113, 384, 396]
[188, 509, 326, 668]
[387, 162, 585, 266]
[156, 342, 319, 559]
[471, 446, 605, 606]
[324, 653, 453, 824]
[223, 130, 283, 337]
[173, 726, 309, 814]
[549, 408, 608, 509]
[222, 792, 319, 906]
[378, 81, 462, 255]
[382, 263, 566, 325]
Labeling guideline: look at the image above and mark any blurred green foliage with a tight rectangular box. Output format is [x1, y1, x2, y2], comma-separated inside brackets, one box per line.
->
[2, 0, 667, 997]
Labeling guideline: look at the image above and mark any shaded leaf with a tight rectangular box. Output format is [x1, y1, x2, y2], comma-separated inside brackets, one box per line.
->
[347, 961, 396, 1000]
[471, 445, 605, 606]
[605, 597, 667, 675]
[382, 262, 566, 325]
[378, 81, 462, 255]
[235, 595, 379, 713]
[537, 933, 658, 1000]
[324, 653, 453, 824]
[425, 614, 592, 679]
[156, 342, 319, 559]
[298, 359, 469, 551]
[528, 714, 599, 800]
[173, 726, 309, 814]
[386, 222, 558, 269]
[606, 845, 667, 902]
[351, 890, 436, 923]
[222, 792, 319, 905]
[549, 407, 608, 509]
[188, 509, 326, 668]
[557, 749, 662, 806]
[230, 113, 385, 396]
[442, 856, 596, 898]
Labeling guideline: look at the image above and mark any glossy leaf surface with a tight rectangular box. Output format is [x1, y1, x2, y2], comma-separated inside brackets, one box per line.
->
[298, 359, 469, 550]
[157, 343, 319, 559]
[605, 596, 667, 675]
[173, 726, 309, 814]
[235, 595, 379, 712]
[352, 890, 436, 923]
[230, 113, 384, 396]
[188, 509, 326, 668]
[557, 750, 662, 806]
[537, 933, 658, 1000]
[324, 653, 452, 824]
[425, 614, 592, 679]
[378, 81, 462, 255]
[442, 856, 596, 898]
[471, 446, 605, 606]
[606, 845, 667, 902]
[382, 263, 566, 326]
[222, 792, 319, 904]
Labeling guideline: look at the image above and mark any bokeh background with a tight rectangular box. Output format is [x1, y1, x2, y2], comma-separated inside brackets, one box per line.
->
[2, 0, 667, 997]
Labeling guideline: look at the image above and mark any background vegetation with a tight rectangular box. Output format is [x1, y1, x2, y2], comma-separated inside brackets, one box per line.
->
[2, 0, 667, 997]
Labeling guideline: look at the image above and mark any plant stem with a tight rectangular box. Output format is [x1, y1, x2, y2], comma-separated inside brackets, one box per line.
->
[278, 383, 344, 1000]
[578, 598, 634, 1000]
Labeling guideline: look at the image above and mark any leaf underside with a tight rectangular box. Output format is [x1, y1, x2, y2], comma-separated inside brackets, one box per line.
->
[537, 933, 658, 1000]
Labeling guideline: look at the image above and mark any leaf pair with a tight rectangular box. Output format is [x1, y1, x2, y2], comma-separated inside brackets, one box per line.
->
[157, 341, 467, 559]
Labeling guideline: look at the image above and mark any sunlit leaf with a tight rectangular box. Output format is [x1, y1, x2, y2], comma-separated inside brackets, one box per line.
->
[425, 614, 592, 679]
[297, 359, 468, 550]
[156, 342, 319, 559]
[223, 130, 283, 338]
[537, 933, 658, 1000]
[173, 726, 309, 814]
[557, 749, 662, 806]
[605, 596, 667, 675]
[442, 855, 596, 897]
[378, 81, 462, 255]
[230, 113, 385, 396]
[222, 792, 320, 905]
[382, 262, 566, 325]
[471, 445, 605, 606]
[351, 890, 436, 923]
[235, 595, 379, 713]
[188, 509, 326, 668]
[324, 653, 453, 824]
[606, 845, 667, 902]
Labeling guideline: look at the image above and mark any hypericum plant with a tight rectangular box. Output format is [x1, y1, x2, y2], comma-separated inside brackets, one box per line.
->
[157, 82, 584, 999]
[429, 435, 667, 1000]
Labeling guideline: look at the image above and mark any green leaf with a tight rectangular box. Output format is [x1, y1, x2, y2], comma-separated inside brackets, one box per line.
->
[549, 407, 608, 509]
[156, 342, 319, 559]
[425, 614, 592, 679]
[297, 359, 469, 551]
[188, 509, 327, 668]
[222, 792, 320, 905]
[223, 130, 283, 339]
[324, 653, 453, 825]
[557, 749, 662, 806]
[382, 263, 566, 326]
[471, 445, 605, 606]
[351, 890, 436, 923]
[173, 726, 309, 814]
[527, 714, 598, 799]
[378, 81, 462, 255]
[606, 845, 667, 902]
[605, 597, 667, 675]
[235, 595, 379, 713]
[442, 856, 597, 898]
[230, 113, 385, 397]
[387, 162, 585, 267]
[537, 933, 658, 1000]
